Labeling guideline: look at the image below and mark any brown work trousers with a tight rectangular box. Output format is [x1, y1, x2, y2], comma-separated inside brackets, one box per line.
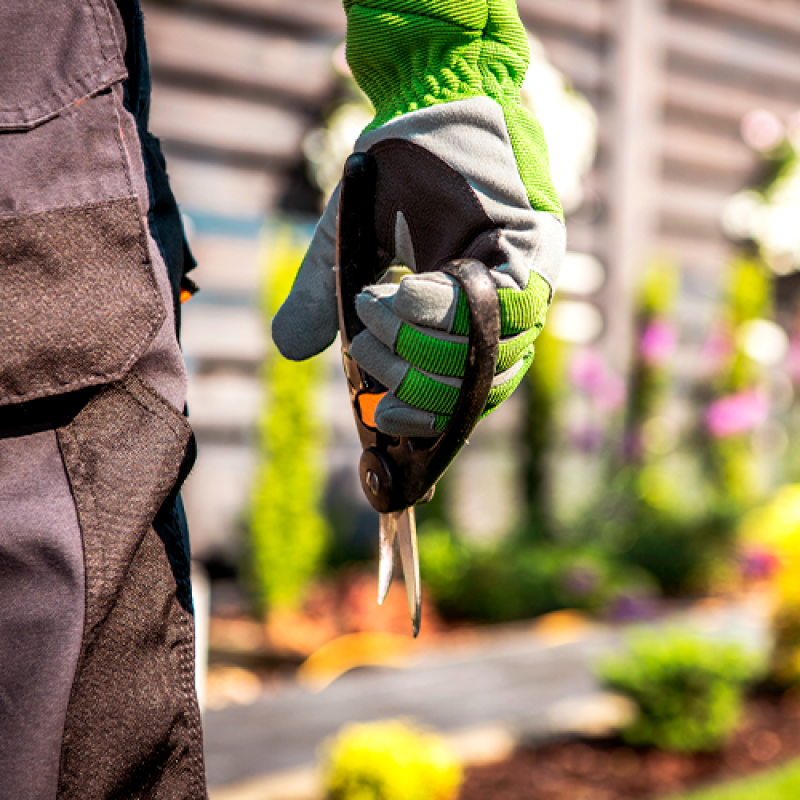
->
[0, 1, 207, 797]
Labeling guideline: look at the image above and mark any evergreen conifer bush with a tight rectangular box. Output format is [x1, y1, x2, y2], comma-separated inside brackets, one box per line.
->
[247, 231, 330, 612]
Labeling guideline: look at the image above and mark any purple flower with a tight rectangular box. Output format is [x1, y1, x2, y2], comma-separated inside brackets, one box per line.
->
[561, 563, 601, 596]
[639, 320, 677, 365]
[607, 591, 657, 622]
[569, 425, 605, 452]
[705, 390, 768, 437]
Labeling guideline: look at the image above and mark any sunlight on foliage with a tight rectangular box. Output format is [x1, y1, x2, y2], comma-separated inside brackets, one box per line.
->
[320, 720, 462, 800]
[246, 231, 330, 613]
[597, 630, 763, 752]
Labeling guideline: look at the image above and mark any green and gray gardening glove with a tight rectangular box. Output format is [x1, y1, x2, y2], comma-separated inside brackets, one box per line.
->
[272, 0, 566, 437]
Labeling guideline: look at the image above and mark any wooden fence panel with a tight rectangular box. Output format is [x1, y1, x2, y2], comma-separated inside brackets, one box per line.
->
[138, 0, 800, 556]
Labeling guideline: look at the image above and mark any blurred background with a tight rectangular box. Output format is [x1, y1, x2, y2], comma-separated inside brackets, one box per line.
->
[137, 0, 800, 796]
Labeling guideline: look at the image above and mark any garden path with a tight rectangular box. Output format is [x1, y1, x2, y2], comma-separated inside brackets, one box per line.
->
[203, 598, 768, 797]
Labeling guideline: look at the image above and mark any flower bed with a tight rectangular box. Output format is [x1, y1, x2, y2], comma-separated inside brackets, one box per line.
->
[459, 693, 800, 800]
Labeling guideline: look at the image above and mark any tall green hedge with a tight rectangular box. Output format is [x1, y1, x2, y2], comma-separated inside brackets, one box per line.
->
[247, 230, 330, 613]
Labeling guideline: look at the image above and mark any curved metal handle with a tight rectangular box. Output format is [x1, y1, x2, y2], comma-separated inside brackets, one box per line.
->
[394, 259, 500, 504]
[336, 153, 501, 513]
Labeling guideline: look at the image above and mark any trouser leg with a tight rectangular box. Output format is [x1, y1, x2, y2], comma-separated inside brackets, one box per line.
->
[0, 431, 85, 800]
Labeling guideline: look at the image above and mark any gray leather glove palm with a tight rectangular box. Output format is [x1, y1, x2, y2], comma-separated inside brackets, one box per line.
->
[272, 0, 566, 437]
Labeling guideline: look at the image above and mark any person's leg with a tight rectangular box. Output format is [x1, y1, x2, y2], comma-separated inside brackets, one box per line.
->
[0, 1, 206, 795]
[0, 431, 85, 800]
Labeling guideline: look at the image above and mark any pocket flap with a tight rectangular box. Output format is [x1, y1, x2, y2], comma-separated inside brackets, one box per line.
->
[0, 0, 126, 130]
[0, 198, 166, 405]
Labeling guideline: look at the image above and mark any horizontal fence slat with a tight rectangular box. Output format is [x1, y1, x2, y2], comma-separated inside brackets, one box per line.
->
[663, 72, 800, 128]
[519, 0, 611, 37]
[143, 6, 335, 102]
[162, 153, 283, 217]
[150, 86, 307, 163]
[655, 233, 735, 274]
[538, 36, 609, 94]
[660, 121, 757, 175]
[656, 180, 733, 233]
[665, 14, 800, 91]
[146, 0, 346, 34]
[674, 0, 800, 41]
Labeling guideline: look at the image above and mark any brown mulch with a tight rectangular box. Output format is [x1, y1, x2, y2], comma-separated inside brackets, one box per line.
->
[459, 693, 800, 800]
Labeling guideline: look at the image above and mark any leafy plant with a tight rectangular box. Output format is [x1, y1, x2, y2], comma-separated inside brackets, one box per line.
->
[320, 720, 462, 800]
[418, 522, 655, 624]
[597, 630, 762, 752]
[246, 231, 330, 613]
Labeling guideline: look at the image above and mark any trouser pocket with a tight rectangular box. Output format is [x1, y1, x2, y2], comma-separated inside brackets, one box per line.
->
[56, 372, 207, 799]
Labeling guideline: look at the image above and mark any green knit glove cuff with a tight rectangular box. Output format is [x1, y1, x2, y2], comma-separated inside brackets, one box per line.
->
[344, 0, 563, 217]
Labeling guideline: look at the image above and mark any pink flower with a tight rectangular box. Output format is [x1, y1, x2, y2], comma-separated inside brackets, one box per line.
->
[785, 337, 800, 383]
[569, 349, 607, 394]
[705, 390, 768, 437]
[639, 320, 677, 365]
[702, 326, 734, 371]
[739, 546, 780, 580]
[596, 374, 627, 413]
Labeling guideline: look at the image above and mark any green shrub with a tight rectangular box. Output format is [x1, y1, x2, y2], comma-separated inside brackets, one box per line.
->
[596, 630, 762, 752]
[320, 720, 462, 800]
[418, 523, 655, 624]
[246, 231, 330, 613]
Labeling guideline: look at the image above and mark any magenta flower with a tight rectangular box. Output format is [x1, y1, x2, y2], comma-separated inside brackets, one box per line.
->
[705, 390, 768, 437]
[639, 320, 677, 365]
[739, 546, 780, 580]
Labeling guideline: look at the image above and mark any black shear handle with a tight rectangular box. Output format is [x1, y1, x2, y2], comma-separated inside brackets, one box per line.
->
[336, 152, 501, 513]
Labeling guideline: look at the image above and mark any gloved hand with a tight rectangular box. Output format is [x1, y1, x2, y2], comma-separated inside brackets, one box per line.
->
[272, 0, 566, 437]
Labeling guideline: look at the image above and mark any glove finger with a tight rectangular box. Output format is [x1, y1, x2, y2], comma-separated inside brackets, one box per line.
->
[373, 394, 440, 438]
[351, 329, 533, 419]
[271, 184, 340, 361]
[350, 330, 461, 415]
[349, 330, 409, 393]
[357, 282, 542, 378]
[392, 273, 460, 332]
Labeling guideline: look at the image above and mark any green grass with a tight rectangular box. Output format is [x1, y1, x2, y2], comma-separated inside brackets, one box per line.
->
[669, 759, 800, 799]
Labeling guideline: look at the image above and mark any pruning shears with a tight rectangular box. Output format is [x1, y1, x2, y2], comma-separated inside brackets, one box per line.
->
[335, 152, 501, 637]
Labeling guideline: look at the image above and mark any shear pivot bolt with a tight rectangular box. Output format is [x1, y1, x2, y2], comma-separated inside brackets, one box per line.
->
[366, 470, 380, 496]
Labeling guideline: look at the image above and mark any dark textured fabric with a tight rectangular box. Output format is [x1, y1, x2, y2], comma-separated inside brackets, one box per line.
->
[0, 0, 126, 130]
[115, 0, 197, 333]
[0, 198, 165, 405]
[0, 1, 205, 794]
[56, 373, 206, 798]
[112, 0, 199, 614]
[0, 431, 86, 800]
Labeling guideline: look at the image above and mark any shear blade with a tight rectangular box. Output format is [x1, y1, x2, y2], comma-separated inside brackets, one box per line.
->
[376, 509, 422, 637]
[396, 508, 421, 638]
[377, 512, 398, 606]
